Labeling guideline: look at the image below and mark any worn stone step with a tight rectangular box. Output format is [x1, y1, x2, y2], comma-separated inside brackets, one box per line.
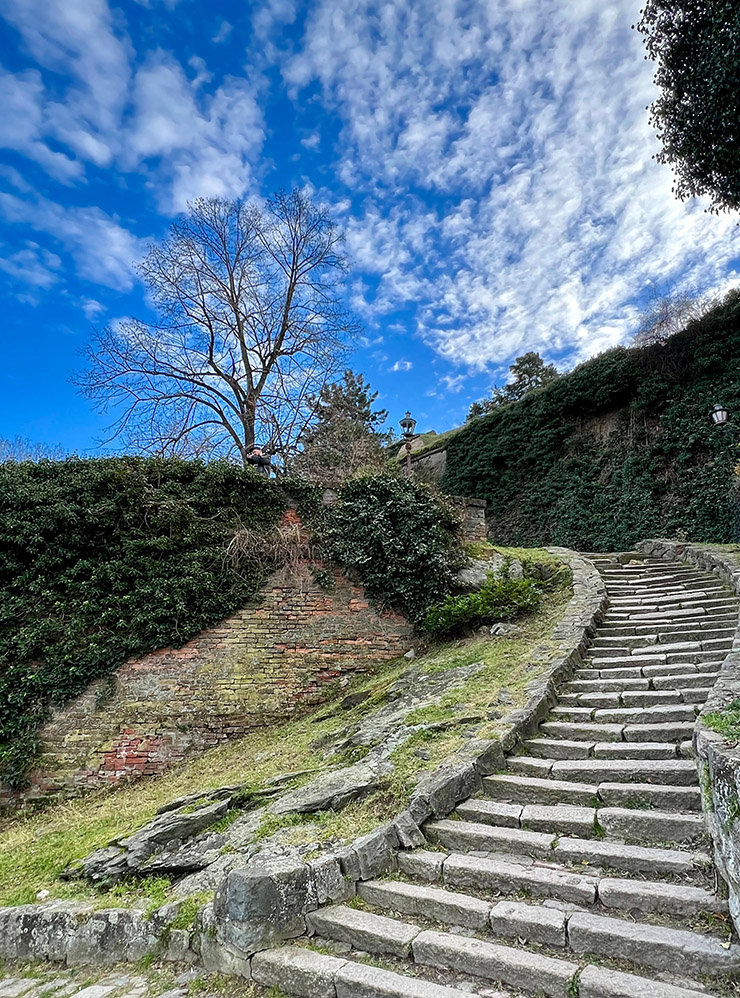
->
[443, 851, 597, 905]
[597, 807, 707, 844]
[456, 799, 597, 837]
[573, 693, 622, 708]
[335, 960, 481, 998]
[413, 929, 579, 998]
[307, 905, 420, 958]
[597, 876, 729, 917]
[551, 758, 698, 786]
[652, 671, 720, 690]
[455, 799, 522, 827]
[640, 662, 699, 676]
[597, 781, 701, 811]
[592, 741, 678, 759]
[578, 965, 722, 998]
[540, 721, 623, 742]
[507, 756, 554, 778]
[623, 722, 696, 743]
[567, 677, 650, 692]
[620, 691, 683, 706]
[525, 738, 595, 759]
[489, 899, 568, 946]
[680, 686, 711, 704]
[425, 818, 555, 859]
[664, 650, 726, 665]
[567, 910, 740, 975]
[358, 879, 491, 929]
[580, 667, 644, 680]
[554, 837, 709, 877]
[550, 705, 597, 719]
[592, 704, 696, 725]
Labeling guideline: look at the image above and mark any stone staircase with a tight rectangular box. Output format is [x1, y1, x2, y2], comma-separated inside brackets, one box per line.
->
[251, 555, 740, 998]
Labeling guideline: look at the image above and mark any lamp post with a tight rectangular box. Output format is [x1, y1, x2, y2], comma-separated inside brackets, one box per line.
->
[710, 404, 740, 541]
[399, 411, 417, 477]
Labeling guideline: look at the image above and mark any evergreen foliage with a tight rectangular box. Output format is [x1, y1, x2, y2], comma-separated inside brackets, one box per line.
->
[324, 475, 463, 624]
[468, 351, 559, 419]
[637, 1, 740, 213]
[444, 291, 740, 551]
[0, 458, 287, 787]
[292, 370, 392, 485]
[423, 577, 543, 637]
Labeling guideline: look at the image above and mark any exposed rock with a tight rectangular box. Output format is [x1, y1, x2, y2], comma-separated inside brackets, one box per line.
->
[454, 557, 505, 592]
[490, 622, 522, 637]
[269, 759, 393, 816]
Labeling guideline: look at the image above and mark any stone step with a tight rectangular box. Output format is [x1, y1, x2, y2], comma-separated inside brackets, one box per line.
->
[597, 806, 707, 844]
[562, 692, 621, 708]
[680, 686, 711, 704]
[599, 618, 737, 636]
[438, 851, 598, 906]
[597, 781, 702, 811]
[592, 704, 696, 725]
[652, 671, 720, 689]
[507, 756, 555, 778]
[620, 691, 684, 706]
[566, 677, 650, 692]
[623, 722, 696, 743]
[482, 773, 599, 806]
[539, 721, 624, 741]
[579, 965, 723, 998]
[425, 819, 555, 859]
[550, 705, 600, 719]
[549, 758, 698, 786]
[567, 910, 740, 976]
[597, 876, 729, 917]
[413, 929, 579, 998]
[307, 904, 420, 958]
[553, 836, 710, 878]
[592, 741, 678, 759]
[525, 738, 595, 759]
[251, 947, 480, 998]
[457, 798, 597, 837]
[358, 879, 491, 929]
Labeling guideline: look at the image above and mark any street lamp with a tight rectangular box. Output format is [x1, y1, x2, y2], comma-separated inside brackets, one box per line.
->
[711, 404, 730, 427]
[399, 411, 417, 477]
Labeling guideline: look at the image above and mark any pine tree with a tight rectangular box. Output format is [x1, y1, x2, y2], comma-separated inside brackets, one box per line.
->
[467, 352, 559, 420]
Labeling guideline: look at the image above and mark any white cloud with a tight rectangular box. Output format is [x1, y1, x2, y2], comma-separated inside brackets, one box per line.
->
[0, 191, 148, 289]
[286, 0, 740, 370]
[301, 132, 321, 151]
[81, 298, 106, 321]
[212, 20, 233, 44]
[390, 359, 413, 372]
[0, 242, 62, 289]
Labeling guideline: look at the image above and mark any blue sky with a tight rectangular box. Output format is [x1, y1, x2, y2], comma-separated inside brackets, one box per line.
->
[1, 0, 740, 454]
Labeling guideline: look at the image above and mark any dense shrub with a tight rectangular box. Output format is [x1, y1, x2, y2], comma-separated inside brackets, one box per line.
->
[0, 457, 287, 787]
[423, 577, 543, 637]
[323, 475, 463, 624]
[442, 291, 740, 551]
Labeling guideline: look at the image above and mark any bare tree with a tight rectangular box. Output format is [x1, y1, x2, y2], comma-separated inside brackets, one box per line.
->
[77, 191, 358, 467]
[0, 437, 66, 462]
[634, 286, 715, 347]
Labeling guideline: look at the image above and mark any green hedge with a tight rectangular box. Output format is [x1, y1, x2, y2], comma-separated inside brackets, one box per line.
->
[0, 457, 287, 787]
[423, 577, 543, 637]
[442, 292, 740, 551]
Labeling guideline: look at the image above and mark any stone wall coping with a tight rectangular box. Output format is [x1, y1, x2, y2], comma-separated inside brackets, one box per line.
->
[0, 546, 606, 972]
[636, 538, 740, 933]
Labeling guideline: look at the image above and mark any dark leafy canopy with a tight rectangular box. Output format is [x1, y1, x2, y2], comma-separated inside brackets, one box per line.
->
[468, 352, 559, 420]
[324, 476, 463, 624]
[292, 370, 392, 485]
[637, 1, 740, 212]
[445, 290, 740, 552]
[0, 458, 286, 788]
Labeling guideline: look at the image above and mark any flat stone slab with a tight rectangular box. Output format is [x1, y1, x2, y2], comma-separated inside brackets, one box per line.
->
[335, 961, 479, 998]
[598, 877, 728, 917]
[623, 723, 695, 744]
[525, 738, 595, 759]
[307, 905, 420, 958]
[540, 722, 624, 742]
[412, 929, 579, 998]
[554, 837, 704, 876]
[552, 759, 698, 787]
[521, 803, 597, 837]
[443, 852, 597, 905]
[426, 819, 555, 859]
[397, 850, 447, 882]
[251, 947, 346, 997]
[359, 879, 491, 929]
[455, 799, 522, 827]
[597, 807, 706, 844]
[483, 774, 600, 806]
[490, 900, 567, 946]
[592, 742, 677, 759]
[579, 965, 718, 998]
[593, 705, 696, 724]
[568, 910, 740, 974]
[597, 782, 702, 812]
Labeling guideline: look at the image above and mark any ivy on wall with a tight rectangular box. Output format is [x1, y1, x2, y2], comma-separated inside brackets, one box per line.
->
[0, 458, 287, 787]
[442, 291, 740, 551]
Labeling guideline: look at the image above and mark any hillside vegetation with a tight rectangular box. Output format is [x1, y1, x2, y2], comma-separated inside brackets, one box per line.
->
[443, 290, 740, 550]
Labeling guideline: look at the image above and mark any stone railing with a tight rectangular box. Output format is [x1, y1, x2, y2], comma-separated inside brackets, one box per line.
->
[0, 548, 607, 972]
[637, 539, 740, 932]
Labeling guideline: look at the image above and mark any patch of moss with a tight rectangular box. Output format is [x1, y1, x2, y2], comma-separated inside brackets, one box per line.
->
[704, 699, 740, 742]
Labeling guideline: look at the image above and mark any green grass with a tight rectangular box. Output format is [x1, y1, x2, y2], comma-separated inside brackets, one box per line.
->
[0, 556, 572, 909]
[704, 699, 740, 741]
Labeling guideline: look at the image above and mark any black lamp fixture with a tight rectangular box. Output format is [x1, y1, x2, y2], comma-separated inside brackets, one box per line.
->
[711, 403, 730, 427]
[399, 411, 417, 440]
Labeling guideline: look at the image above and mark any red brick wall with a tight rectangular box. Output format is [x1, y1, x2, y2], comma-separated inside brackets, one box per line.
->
[1, 560, 414, 807]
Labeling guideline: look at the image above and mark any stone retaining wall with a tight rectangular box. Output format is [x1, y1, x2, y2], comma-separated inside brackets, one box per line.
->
[637, 539, 740, 933]
[1, 562, 414, 808]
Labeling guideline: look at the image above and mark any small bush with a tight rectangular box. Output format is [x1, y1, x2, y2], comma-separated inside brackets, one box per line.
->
[423, 576, 543, 637]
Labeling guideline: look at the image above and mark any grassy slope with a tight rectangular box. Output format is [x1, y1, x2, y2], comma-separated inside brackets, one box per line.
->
[0, 568, 571, 911]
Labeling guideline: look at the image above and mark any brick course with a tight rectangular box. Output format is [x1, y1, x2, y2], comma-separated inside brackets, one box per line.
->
[1, 560, 413, 807]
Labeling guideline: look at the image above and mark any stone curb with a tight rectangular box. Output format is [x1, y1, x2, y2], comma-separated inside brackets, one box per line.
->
[636, 538, 740, 933]
[0, 548, 606, 971]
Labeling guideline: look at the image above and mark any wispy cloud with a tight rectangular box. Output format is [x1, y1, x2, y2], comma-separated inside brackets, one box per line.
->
[391, 359, 413, 372]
